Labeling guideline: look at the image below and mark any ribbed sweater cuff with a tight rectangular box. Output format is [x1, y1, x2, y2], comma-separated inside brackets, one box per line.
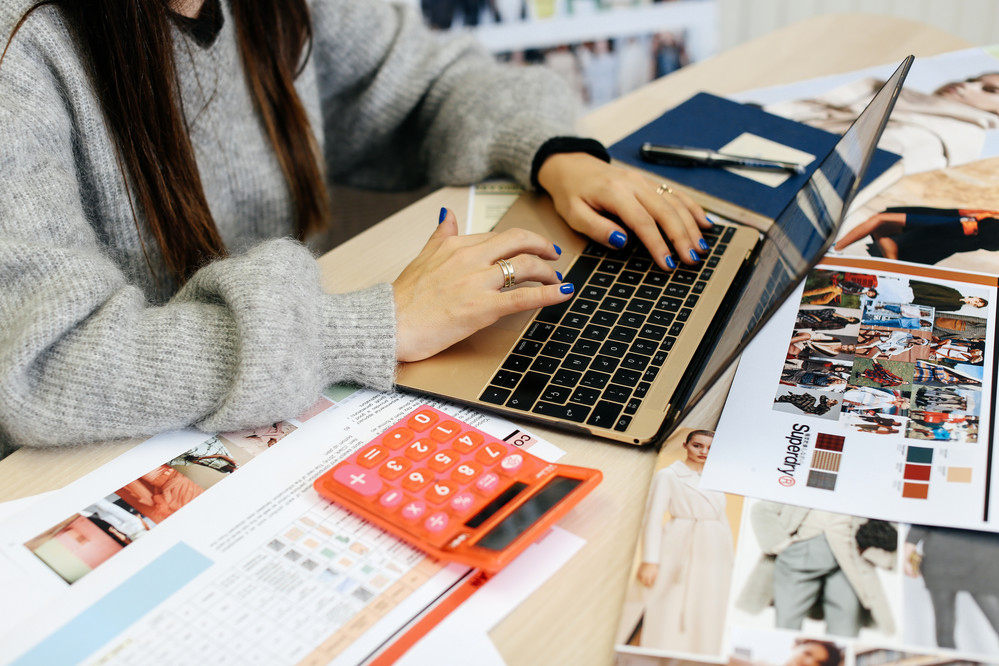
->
[320, 282, 398, 391]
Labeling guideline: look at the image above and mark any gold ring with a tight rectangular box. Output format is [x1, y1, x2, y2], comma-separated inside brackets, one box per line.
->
[655, 183, 674, 197]
[496, 258, 516, 289]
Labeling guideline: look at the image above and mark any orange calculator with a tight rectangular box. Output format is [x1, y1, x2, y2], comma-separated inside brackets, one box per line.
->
[314, 405, 601, 572]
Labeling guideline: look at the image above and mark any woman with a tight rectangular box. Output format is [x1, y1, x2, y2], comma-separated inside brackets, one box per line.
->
[787, 331, 856, 359]
[0, 0, 709, 457]
[833, 206, 999, 264]
[635, 429, 733, 654]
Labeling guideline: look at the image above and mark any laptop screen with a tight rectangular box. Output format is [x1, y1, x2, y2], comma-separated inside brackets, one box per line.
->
[680, 55, 913, 419]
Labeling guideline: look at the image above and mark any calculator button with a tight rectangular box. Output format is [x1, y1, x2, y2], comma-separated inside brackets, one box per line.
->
[332, 465, 382, 497]
[426, 480, 457, 504]
[450, 492, 476, 513]
[425, 512, 449, 533]
[453, 431, 484, 453]
[382, 427, 414, 450]
[431, 420, 462, 442]
[356, 445, 389, 468]
[401, 500, 426, 520]
[475, 443, 507, 465]
[408, 409, 439, 432]
[379, 457, 411, 480]
[451, 462, 482, 484]
[499, 454, 523, 474]
[402, 469, 433, 492]
[475, 472, 501, 493]
[427, 450, 459, 472]
[379, 489, 404, 509]
[404, 439, 434, 461]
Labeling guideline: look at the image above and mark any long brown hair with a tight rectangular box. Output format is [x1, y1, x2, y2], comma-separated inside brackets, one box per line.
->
[3, 0, 330, 282]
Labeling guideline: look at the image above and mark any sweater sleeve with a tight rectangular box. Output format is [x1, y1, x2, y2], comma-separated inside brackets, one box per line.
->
[308, 0, 582, 190]
[0, 8, 397, 452]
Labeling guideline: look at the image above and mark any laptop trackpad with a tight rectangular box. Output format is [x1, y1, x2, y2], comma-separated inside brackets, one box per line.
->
[491, 309, 534, 333]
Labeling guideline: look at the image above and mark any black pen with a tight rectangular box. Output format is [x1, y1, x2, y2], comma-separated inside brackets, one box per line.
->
[640, 142, 806, 174]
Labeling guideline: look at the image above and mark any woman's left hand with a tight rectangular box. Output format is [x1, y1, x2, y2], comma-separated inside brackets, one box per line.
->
[537, 152, 713, 271]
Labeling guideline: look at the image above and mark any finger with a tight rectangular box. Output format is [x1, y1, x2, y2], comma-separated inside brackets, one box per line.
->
[495, 281, 575, 317]
[561, 198, 633, 252]
[492, 254, 564, 289]
[670, 188, 712, 229]
[639, 188, 706, 266]
[477, 226, 563, 263]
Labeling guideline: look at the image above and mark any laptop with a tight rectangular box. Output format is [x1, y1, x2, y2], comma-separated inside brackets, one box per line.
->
[398, 56, 913, 446]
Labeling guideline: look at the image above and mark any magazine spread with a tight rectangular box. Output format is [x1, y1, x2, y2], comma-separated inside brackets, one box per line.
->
[616, 49, 999, 665]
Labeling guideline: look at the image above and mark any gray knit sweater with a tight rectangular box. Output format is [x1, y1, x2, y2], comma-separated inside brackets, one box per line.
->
[0, 0, 579, 455]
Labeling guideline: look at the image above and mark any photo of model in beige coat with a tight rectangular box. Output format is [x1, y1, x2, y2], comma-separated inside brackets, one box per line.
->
[736, 501, 897, 638]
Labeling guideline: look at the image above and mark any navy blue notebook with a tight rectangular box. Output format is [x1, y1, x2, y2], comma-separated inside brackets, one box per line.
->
[608, 92, 902, 228]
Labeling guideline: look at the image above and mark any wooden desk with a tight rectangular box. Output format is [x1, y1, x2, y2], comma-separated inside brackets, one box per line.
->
[0, 12, 970, 665]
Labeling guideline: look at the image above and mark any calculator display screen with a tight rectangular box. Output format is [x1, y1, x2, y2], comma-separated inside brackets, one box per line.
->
[474, 476, 582, 551]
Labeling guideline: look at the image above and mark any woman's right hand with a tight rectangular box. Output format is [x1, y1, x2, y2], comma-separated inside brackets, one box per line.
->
[637, 562, 659, 587]
[393, 208, 574, 363]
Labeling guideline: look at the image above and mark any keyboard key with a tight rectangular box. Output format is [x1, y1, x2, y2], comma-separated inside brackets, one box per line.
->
[624, 398, 642, 415]
[530, 356, 559, 373]
[677, 308, 691, 322]
[618, 270, 642, 286]
[571, 339, 600, 356]
[505, 371, 548, 411]
[580, 370, 611, 390]
[476, 442, 507, 465]
[532, 401, 589, 422]
[552, 327, 580, 344]
[661, 336, 676, 352]
[333, 464, 382, 497]
[630, 339, 657, 356]
[634, 382, 651, 399]
[570, 299, 598, 315]
[524, 321, 555, 341]
[600, 297, 626, 313]
[541, 385, 572, 404]
[501, 354, 532, 372]
[625, 299, 653, 315]
[587, 400, 624, 428]
[562, 354, 590, 372]
[598, 259, 624, 273]
[647, 310, 674, 327]
[380, 458, 411, 480]
[658, 296, 682, 311]
[621, 353, 650, 372]
[480, 386, 511, 406]
[451, 462, 482, 483]
[581, 285, 608, 301]
[664, 283, 689, 298]
[492, 370, 521, 388]
[582, 324, 610, 341]
[618, 313, 644, 328]
[552, 369, 582, 387]
[591, 273, 614, 288]
[591, 311, 618, 327]
[636, 285, 661, 300]
[590, 355, 618, 374]
[614, 415, 632, 432]
[672, 270, 696, 285]
[515, 339, 543, 356]
[627, 256, 652, 272]
[603, 384, 631, 403]
[609, 326, 638, 343]
[599, 340, 628, 358]
[609, 284, 634, 299]
[570, 386, 600, 405]
[639, 324, 667, 341]
[562, 313, 588, 329]
[541, 340, 570, 358]
[612, 368, 642, 386]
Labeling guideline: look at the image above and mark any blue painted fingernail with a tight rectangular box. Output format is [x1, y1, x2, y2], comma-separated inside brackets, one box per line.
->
[699, 238, 711, 252]
[665, 255, 677, 270]
[609, 231, 627, 249]
[560, 283, 575, 294]
[689, 249, 701, 263]
[438, 207, 447, 224]
[556, 271, 563, 281]
[554, 244, 562, 256]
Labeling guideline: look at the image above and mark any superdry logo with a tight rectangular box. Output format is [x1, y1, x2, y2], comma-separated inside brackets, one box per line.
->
[777, 423, 811, 486]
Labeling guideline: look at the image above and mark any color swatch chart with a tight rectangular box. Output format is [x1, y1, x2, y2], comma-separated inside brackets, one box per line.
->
[806, 433, 845, 491]
[899, 444, 973, 500]
[83, 496, 447, 665]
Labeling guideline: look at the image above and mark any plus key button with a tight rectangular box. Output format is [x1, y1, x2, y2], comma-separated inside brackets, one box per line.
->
[332, 464, 382, 497]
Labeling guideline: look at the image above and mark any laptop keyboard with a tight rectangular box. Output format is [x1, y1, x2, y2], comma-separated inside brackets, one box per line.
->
[479, 224, 736, 433]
